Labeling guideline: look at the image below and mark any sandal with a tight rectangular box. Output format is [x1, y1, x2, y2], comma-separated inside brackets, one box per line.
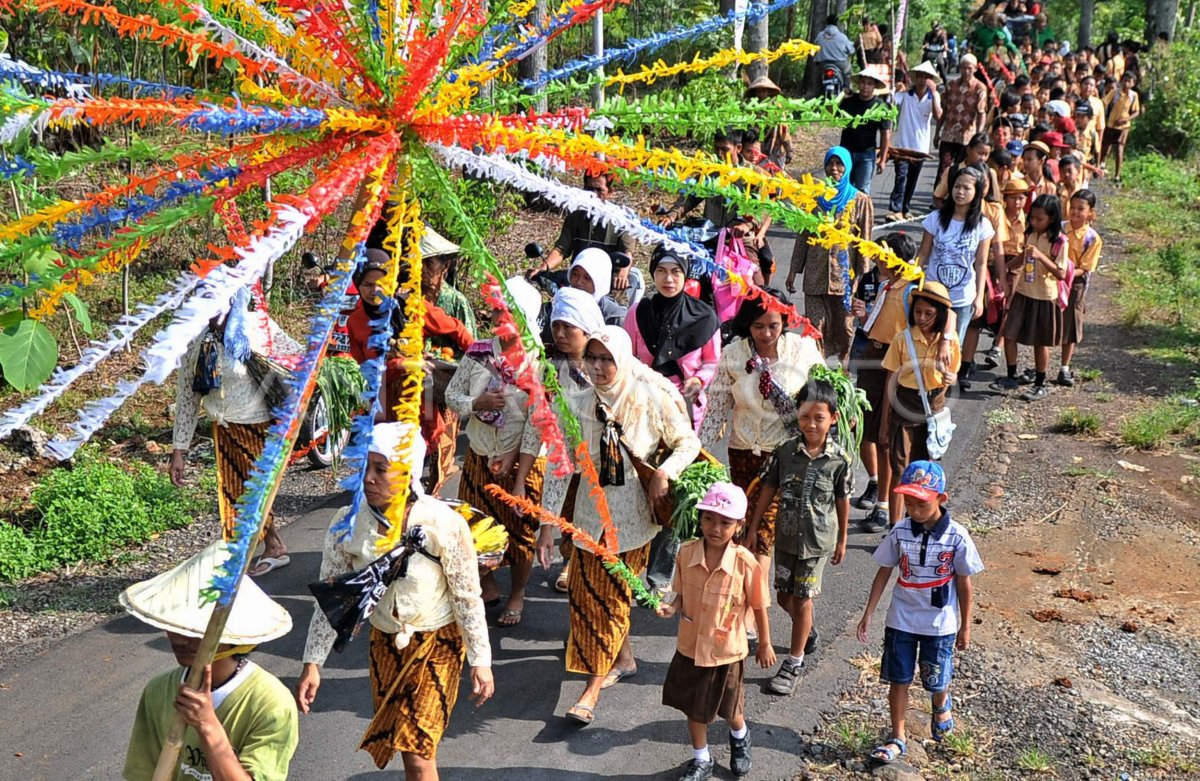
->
[869, 736, 907, 764]
[497, 609, 523, 628]
[248, 554, 290, 577]
[932, 693, 955, 741]
[555, 570, 570, 593]
[565, 702, 595, 725]
[600, 666, 637, 689]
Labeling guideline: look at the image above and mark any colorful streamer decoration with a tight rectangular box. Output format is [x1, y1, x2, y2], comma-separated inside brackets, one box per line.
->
[0, 0, 913, 602]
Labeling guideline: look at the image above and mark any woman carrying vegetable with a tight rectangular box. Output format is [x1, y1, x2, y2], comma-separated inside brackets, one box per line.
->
[699, 290, 824, 571]
[538, 326, 701, 725]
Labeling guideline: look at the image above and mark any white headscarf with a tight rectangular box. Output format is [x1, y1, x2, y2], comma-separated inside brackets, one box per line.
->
[550, 287, 604, 335]
[569, 247, 612, 301]
[585, 325, 685, 424]
[503, 276, 543, 345]
[368, 421, 427, 496]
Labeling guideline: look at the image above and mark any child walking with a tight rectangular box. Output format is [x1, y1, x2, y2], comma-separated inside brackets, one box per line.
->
[1057, 190, 1103, 386]
[989, 194, 1069, 401]
[747, 379, 852, 695]
[658, 483, 775, 781]
[855, 461, 984, 765]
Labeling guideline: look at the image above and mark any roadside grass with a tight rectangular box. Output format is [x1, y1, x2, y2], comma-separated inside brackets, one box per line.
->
[829, 718, 874, 754]
[986, 407, 1019, 426]
[1053, 407, 1101, 436]
[1075, 367, 1102, 383]
[1015, 746, 1056, 773]
[1126, 741, 1200, 774]
[1119, 388, 1200, 450]
[939, 726, 991, 761]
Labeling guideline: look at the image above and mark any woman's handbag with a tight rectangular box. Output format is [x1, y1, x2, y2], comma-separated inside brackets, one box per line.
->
[192, 332, 221, 396]
[623, 440, 720, 527]
[903, 329, 955, 460]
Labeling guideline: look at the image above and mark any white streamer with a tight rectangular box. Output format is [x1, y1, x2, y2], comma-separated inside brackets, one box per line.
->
[429, 143, 705, 262]
[0, 109, 37, 145]
[45, 206, 309, 460]
[0, 271, 203, 442]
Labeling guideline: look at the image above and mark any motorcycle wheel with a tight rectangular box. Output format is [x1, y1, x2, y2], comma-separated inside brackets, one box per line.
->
[302, 389, 350, 468]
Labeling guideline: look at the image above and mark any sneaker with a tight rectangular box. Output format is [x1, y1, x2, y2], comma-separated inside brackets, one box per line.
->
[730, 731, 753, 777]
[1017, 368, 1037, 385]
[980, 347, 1001, 369]
[989, 376, 1021, 391]
[853, 480, 879, 510]
[1022, 384, 1050, 401]
[1055, 366, 1075, 387]
[805, 629, 820, 656]
[768, 658, 804, 695]
[862, 506, 889, 534]
[679, 758, 714, 781]
[959, 372, 973, 392]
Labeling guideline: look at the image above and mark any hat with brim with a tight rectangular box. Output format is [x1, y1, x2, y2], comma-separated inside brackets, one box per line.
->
[1003, 176, 1031, 195]
[894, 460, 947, 501]
[909, 61, 942, 84]
[853, 66, 891, 93]
[120, 541, 292, 645]
[744, 74, 782, 98]
[1040, 131, 1069, 149]
[1025, 140, 1051, 157]
[419, 225, 460, 260]
[910, 280, 953, 309]
[1046, 99, 1072, 118]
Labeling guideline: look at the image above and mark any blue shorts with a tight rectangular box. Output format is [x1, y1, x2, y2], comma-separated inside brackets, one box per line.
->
[879, 627, 955, 693]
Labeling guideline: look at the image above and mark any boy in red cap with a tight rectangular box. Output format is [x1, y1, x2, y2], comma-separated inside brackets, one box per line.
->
[855, 461, 984, 766]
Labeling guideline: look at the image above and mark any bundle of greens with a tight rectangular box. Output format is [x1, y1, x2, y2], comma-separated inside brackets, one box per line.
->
[670, 460, 731, 540]
[809, 363, 871, 461]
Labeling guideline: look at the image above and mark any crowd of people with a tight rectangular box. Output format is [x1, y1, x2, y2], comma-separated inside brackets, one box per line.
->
[121, 5, 1150, 781]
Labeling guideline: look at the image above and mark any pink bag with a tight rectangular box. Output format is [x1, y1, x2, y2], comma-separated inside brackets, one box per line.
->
[1054, 236, 1074, 310]
[712, 229, 759, 322]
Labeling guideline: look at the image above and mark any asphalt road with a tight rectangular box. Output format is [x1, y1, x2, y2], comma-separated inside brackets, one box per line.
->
[0, 162, 996, 781]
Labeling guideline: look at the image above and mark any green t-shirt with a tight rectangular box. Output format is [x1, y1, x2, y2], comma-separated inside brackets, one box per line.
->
[124, 663, 298, 781]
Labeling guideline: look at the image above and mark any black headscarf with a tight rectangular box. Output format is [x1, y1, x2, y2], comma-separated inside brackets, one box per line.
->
[635, 249, 720, 378]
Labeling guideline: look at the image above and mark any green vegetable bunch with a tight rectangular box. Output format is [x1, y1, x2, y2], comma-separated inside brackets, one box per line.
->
[670, 460, 731, 541]
[809, 363, 871, 461]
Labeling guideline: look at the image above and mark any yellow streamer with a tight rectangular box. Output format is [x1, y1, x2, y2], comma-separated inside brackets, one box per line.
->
[607, 39, 820, 91]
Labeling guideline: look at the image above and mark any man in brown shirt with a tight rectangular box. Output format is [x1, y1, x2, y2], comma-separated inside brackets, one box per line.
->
[936, 53, 988, 184]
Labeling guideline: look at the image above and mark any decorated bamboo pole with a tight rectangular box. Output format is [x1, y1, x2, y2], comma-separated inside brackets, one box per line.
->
[149, 182, 378, 781]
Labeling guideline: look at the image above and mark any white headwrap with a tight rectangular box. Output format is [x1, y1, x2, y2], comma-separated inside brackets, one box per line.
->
[368, 421, 427, 496]
[503, 276, 544, 345]
[569, 247, 612, 301]
[550, 287, 604, 335]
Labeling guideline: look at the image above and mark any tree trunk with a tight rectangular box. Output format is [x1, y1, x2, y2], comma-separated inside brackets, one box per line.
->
[1146, 0, 1180, 41]
[803, 0, 831, 97]
[1186, 0, 1197, 27]
[746, 1, 770, 84]
[517, 0, 548, 112]
[1079, 0, 1095, 49]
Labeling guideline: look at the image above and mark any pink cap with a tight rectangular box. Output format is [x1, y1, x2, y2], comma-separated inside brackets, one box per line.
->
[695, 482, 748, 520]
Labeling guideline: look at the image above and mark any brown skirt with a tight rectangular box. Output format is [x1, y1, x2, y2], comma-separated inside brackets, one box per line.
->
[1063, 276, 1089, 345]
[1003, 292, 1063, 347]
[213, 422, 273, 541]
[565, 544, 651, 676]
[458, 448, 544, 566]
[854, 340, 891, 447]
[888, 386, 946, 475]
[729, 449, 776, 556]
[662, 651, 745, 725]
[361, 624, 465, 766]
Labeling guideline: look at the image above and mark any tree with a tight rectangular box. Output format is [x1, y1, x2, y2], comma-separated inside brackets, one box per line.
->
[746, 1, 770, 84]
[1146, 0, 1180, 40]
[1079, 0, 1096, 47]
[517, 0, 548, 112]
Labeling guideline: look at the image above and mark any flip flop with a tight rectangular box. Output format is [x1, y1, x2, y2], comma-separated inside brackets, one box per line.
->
[554, 571, 570, 593]
[600, 667, 637, 690]
[565, 702, 595, 725]
[483, 597, 502, 609]
[497, 609, 523, 628]
[248, 554, 290, 577]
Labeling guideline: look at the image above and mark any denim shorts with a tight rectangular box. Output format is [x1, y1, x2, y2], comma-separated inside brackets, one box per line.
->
[879, 627, 955, 692]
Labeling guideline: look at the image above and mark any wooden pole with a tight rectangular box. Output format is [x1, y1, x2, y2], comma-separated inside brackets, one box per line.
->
[148, 183, 375, 781]
[591, 8, 605, 107]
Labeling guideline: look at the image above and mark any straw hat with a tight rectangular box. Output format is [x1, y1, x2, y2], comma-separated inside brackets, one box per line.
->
[909, 61, 942, 84]
[744, 74, 782, 98]
[418, 225, 460, 259]
[120, 541, 292, 645]
[911, 280, 953, 309]
[1003, 176, 1031, 195]
[853, 65, 891, 93]
[1025, 140, 1051, 157]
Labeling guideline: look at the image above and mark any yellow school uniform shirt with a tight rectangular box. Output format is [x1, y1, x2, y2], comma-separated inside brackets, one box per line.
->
[1015, 231, 1068, 301]
[1076, 125, 1101, 165]
[1104, 88, 1140, 130]
[1064, 222, 1104, 273]
[982, 200, 1010, 247]
[866, 279, 910, 345]
[1087, 96, 1106, 134]
[1003, 209, 1027, 256]
[882, 327, 962, 391]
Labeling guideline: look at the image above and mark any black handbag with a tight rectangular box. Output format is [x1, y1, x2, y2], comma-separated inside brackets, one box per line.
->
[191, 332, 221, 396]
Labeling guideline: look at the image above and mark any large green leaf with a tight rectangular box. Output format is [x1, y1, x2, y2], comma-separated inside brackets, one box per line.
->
[22, 247, 62, 278]
[0, 320, 58, 392]
[62, 292, 93, 335]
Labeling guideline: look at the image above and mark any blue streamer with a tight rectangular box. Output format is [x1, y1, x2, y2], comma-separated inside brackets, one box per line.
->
[517, 0, 804, 90]
[0, 54, 195, 99]
[52, 164, 240, 248]
[0, 154, 36, 180]
[206, 252, 361, 605]
[367, 0, 383, 44]
[179, 104, 326, 135]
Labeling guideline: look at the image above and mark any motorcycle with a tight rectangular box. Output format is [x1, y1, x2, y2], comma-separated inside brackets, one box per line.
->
[295, 251, 357, 468]
[923, 41, 948, 80]
[821, 64, 845, 101]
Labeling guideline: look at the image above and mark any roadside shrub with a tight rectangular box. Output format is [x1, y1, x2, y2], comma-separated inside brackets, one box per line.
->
[1120, 394, 1200, 451]
[1133, 31, 1200, 158]
[0, 448, 206, 581]
[1054, 408, 1101, 436]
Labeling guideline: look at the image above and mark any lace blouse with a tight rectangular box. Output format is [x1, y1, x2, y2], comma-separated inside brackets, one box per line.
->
[302, 496, 492, 668]
[444, 341, 539, 458]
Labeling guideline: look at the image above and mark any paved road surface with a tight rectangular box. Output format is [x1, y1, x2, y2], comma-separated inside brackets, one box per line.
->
[1, 161, 989, 781]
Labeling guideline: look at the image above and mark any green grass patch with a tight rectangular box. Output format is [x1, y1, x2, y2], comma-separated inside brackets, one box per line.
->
[1127, 742, 1200, 774]
[1016, 746, 1055, 773]
[940, 727, 986, 760]
[1075, 367, 1102, 383]
[1120, 391, 1200, 451]
[1093, 393, 1114, 403]
[0, 447, 209, 582]
[829, 718, 874, 754]
[1053, 407, 1102, 436]
[986, 407, 1018, 426]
